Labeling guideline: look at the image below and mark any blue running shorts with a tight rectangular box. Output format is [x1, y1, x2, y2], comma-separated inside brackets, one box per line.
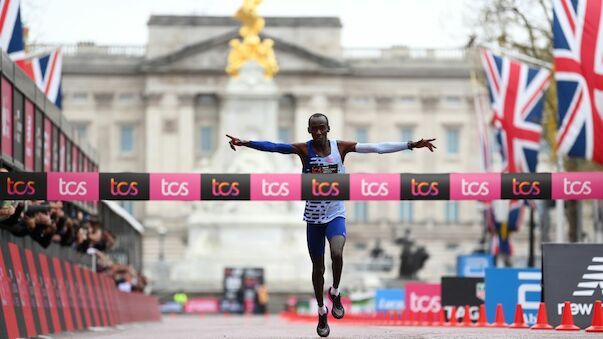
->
[306, 217, 346, 258]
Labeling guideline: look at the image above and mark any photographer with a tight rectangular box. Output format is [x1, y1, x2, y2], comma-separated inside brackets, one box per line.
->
[52, 216, 75, 247]
[25, 202, 56, 248]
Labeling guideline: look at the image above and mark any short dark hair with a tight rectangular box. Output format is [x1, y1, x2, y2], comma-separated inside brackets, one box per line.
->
[308, 113, 329, 127]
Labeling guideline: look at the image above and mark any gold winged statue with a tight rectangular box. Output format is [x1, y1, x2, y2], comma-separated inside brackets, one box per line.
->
[226, 0, 279, 79]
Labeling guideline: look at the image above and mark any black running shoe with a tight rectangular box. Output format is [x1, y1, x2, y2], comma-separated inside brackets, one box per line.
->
[328, 287, 345, 319]
[317, 306, 330, 337]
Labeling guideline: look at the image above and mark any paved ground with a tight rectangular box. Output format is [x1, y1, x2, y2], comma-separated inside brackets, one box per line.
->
[50, 315, 596, 339]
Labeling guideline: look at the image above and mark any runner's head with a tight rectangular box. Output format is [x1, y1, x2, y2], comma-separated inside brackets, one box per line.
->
[308, 113, 329, 143]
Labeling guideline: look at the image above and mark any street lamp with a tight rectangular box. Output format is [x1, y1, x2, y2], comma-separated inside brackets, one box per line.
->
[158, 226, 167, 261]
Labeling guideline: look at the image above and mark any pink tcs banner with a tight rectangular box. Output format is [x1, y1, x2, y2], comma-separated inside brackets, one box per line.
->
[184, 298, 219, 313]
[47, 172, 99, 201]
[405, 282, 441, 314]
[350, 173, 400, 200]
[1, 77, 12, 157]
[450, 173, 501, 201]
[250, 174, 301, 200]
[552, 172, 603, 200]
[149, 173, 200, 200]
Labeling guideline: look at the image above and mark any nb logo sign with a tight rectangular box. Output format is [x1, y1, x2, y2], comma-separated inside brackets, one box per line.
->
[161, 179, 189, 196]
[211, 179, 240, 196]
[59, 178, 87, 196]
[411, 179, 439, 196]
[512, 178, 541, 196]
[572, 257, 603, 297]
[563, 178, 591, 196]
[7, 178, 35, 195]
[110, 178, 139, 196]
[261, 180, 289, 196]
[360, 179, 389, 196]
[311, 179, 340, 196]
[461, 179, 489, 196]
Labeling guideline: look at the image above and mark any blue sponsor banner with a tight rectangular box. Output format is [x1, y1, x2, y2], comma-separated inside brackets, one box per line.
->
[457, 254, 494, 277]
[484, 268, 541, 325]
[375, 288, 405, 312]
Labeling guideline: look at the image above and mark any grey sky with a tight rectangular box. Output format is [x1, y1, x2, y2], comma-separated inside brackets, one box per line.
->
[22, 0, 472, 48]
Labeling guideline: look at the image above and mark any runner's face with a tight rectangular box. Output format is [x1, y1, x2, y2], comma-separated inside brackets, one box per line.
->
[308, 116, 329, 143]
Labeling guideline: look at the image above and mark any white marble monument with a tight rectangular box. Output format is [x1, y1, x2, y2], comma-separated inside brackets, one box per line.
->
[172, 62, 310, 292]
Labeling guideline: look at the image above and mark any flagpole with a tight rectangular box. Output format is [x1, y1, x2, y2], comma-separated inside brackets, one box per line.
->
[528, 205, 535, 267]
[594, 200, 602, 243]
[555, 158, 565, 242]
[469, 48, 493, 252]
[479, 44, 553, 70]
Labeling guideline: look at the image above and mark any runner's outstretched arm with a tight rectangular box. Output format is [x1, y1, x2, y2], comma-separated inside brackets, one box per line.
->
[226, 134, 305, 155]
[338, 139, 437, 158]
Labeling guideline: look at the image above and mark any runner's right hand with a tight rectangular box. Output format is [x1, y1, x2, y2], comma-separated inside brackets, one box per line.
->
[226, 134, 247, 151]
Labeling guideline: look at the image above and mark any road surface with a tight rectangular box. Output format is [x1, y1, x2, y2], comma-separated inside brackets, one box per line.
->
[51, 314, 593, 338]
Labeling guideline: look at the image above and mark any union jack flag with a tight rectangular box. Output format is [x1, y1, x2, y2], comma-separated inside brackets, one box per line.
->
[18, 49, 62, 108]
[553, 0, 603, 165]
[0, 0, 24, 59]
[481, 49, 551, 173]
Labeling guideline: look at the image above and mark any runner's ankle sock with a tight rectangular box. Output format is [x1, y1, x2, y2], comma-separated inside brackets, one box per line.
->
[318, 305, 327, 315]
[331, 287, 340, 296]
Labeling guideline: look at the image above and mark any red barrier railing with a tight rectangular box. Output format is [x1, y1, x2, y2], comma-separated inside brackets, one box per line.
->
[0, 234, 160, 339]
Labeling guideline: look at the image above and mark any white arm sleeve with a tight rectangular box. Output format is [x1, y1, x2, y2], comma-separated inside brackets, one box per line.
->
[355, 142, 411, 154]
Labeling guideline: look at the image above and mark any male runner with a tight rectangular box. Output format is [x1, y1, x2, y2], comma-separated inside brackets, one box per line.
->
[227, 113, 435, 337]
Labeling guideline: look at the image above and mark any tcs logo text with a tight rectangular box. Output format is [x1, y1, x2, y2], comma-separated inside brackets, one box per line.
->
[311, 179, 340, 196]
[6, 178, 35, 195]
[411, 178, 439, 196]
[211, 178, 240, 196]
[110, 178, 139, 196]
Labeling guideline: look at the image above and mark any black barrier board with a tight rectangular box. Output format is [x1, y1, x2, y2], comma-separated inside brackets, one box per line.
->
[301, 174, 349, 200]
[83, 268, 100, 327]
[401, 173, 450, 200]
[38, 253, 61, 333]
[50, 256, 71, 331]
[21, 241, 42, 335]
[99, 173, 149, 200]
[91, 270, 108, 326]
[96, 273, 113, 326]
[201, 173, 250, 200]
[104, 275, 117, 325]
[222, 268, 245, 314]
[63, 261, 83, 330]
[73, 264, 91, 328]
[33, 249, 55, 334]
[441, 276, 484, 322]
[52, 257, 74, 331]
[72, 264, 92, 329]
[2, 241, 28, 337]
[34, 109, 43, 171]
[0, 236, 20, 339]
[24, 248, 49, 335]
[501, 173, 551, 200]
[543, 243, 603, 328]
[13, 88, 24, 166]
[8, 242, 37, 337]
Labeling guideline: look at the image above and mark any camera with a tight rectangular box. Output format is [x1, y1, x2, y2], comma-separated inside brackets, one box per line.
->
[24, 204, 51, 217]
